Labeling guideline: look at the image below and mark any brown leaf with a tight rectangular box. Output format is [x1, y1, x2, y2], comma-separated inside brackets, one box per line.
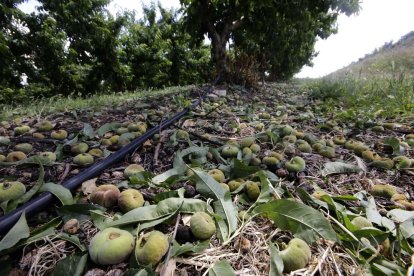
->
[82, 178, 97, 196]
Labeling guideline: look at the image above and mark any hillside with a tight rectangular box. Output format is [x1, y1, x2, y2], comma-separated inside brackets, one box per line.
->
[327, 31, 414, 79]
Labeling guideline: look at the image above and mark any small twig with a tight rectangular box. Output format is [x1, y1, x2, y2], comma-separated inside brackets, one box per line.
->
[330, 247, 343, 276]
[160, 213, 181, 276]
[310, 245, 331, 276]
[58, 163, 71, 184]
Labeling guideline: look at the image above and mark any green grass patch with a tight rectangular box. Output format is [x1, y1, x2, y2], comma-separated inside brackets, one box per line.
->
[0, 85, 194, 121]
[306, 74, 414, 127]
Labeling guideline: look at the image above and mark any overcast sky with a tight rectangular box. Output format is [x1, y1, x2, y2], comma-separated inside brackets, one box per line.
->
[19, 0, 414, 78]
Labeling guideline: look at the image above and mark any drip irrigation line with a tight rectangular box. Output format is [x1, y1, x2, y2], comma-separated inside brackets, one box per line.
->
[0, 75, 222, 235]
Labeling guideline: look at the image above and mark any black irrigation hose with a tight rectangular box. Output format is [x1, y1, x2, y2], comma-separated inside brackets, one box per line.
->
[0, 77, 221, 235]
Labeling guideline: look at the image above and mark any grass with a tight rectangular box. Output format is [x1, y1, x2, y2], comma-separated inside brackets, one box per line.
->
[306, 73, 414, 127]
[0, 85, 194, 121]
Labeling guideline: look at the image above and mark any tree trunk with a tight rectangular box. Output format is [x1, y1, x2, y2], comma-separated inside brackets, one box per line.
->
[211, 35, 228, 82]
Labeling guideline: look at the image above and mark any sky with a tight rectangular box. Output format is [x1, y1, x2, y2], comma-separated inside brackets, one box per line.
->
[19, 0, 414, 78]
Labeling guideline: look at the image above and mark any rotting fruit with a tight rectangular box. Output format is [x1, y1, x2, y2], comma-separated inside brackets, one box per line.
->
[279, 238, 311, 273]
[14, 143, 33, 154]
[135, 230, 169, 266]
[118, 189, 144, 213]
[71, 142, 89, 155]
[90, 184, 121, 208]
[0, 181, 26, 203]
[190, 212, 216, 240]
[89, 227, 134, 265]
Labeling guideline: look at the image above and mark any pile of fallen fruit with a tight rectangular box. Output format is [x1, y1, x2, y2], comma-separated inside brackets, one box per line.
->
[0, 83, 414, 275]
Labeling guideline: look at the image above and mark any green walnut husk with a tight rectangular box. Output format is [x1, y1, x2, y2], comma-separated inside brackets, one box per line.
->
[245, 181, 260, 201]
[221, 145, 239, 158]
[89, 227, 134, 265]
[0, 181, 26, 203]
[249, 143, 261, 154]
[73, 153, 94, 166]
[318, 146, 336, 158]
[190, 212, 216, 240]
[14, 143, 33, 154]
[50, 129, 68, 140]
[361, 150, 381, 161]
[118, 189, 144, 213]
[285, 156, 306, 172]
[124, 164, 145, 178]
[208, 169, 225, 183]
[371, 184, 397, 198]
[296, 140, 312, 153]
[6, 151, 27, 162]
[351, 217, 373, 230]
[227, 179, 243, 192]
[393, 156, 411, 169]
[14, 125, 31, 135]
[71, 142, 89, 154]
[135, 230, 169, 266]
[332, 135, 346, 145]
[240, 136, 255, 148]
[279, 238, 311, 272]
[176, 129, 189, 139]
[36, 120, 53, 131]
[372, 158, 394, 170]
[38, 151, 57, 162]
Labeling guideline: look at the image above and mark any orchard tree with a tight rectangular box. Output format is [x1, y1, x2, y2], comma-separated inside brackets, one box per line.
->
[180, 0, 360, 81]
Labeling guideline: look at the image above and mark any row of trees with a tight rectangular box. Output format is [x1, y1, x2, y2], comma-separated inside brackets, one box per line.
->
[1, 0, 360, 103]
[0, 1, 212, 103]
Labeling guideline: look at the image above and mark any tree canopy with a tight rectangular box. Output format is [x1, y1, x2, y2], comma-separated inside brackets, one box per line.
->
[180, 0, 360, 81]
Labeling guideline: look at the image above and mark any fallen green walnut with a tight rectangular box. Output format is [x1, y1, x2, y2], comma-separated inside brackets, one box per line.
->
[279, 238, 311, 272]
[14, 125, 31, 135]
[240, 136, 255, 148]
[372, 158, 394, 170]
[245, 181, 260, 201]
[6, 151, 27, 162]
[124, 164, 145, 178]
[14, 143, 33, 154]
[73, 153, 94, 166]
[118, 189, 144, 213]
[135, 231, 169, 266]
[393, 156, 411, 169]
[249, 143, 261, 154]
[221, 145, 239, 158]
[318, 146, 336, 158]
[50, 129, 68, 140]
[0, 181, 26, 203]
[36, 120, 53, 131]
[285, 156, 306, 172]
[71, 142, 89, 154]
[38, 151, 57, 162]
[351, 216, 373, 230]
[371, 184, 397, 198]
[190, 212, 216, 240]
[89, 227, 134, 265]
[208, 169, 225, 183]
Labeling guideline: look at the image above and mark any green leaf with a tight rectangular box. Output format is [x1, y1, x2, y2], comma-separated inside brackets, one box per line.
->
[387, 209, 414, 238]
[253, 199, 338, 243]
[321, 162, 362, 177]
[171, 240, 210, 257]
[39, 182, 74, 205]
[57, 233, 86, 251]
[268, 243, 283, 276]
[192, 169, 238, 242]
[57, 204, 106, 223]
[0, 212, 30, 252]
[208, 260, 236, 276]
[82, 123, 96, 139]
[52, 252, 88, 276]
[97, 122, 121, 136]
[231, 159, 260, 178]
[383, 137, 402, 156]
